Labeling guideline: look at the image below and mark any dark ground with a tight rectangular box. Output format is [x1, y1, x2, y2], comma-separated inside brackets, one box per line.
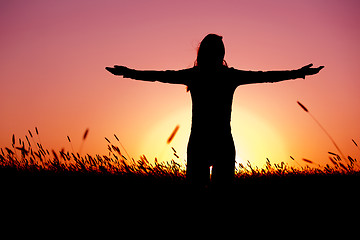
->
[2, 165, 359, 198]
[2, 166, 359, 227]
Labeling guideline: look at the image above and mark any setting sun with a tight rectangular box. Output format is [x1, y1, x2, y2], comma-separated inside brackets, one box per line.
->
[140, 106, 288, 169]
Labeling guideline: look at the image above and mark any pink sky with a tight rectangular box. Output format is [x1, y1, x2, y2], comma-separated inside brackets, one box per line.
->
[1, 0, 360, 168]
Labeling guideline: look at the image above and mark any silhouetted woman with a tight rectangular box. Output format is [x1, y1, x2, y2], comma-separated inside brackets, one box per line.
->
[106, 34, 323, 186]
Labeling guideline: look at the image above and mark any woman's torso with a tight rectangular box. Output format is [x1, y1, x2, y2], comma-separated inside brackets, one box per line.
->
[187, 66, 237, 138]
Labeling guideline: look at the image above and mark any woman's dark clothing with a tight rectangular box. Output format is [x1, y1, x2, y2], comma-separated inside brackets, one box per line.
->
[122, 66, 304, 185]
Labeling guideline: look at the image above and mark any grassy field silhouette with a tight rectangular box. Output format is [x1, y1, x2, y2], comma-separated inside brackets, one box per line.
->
[1, 125, 360, 188]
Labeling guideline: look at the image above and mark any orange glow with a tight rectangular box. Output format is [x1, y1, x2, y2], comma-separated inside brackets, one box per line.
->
[231, 107, 288, 167]
[1, 0, 360, 169]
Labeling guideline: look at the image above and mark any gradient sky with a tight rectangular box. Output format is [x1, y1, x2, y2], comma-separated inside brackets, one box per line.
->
[1, 0, 360, 168]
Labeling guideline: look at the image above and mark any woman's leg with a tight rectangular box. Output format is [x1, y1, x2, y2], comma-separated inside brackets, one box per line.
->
[211, 136, 236, 185]
[186, 140, 210, 186]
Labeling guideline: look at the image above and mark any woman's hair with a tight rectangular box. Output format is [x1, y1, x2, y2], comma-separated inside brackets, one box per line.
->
[195, 34, 227, 68]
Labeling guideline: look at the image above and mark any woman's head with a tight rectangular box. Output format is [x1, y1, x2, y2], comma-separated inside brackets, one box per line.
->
[195, 34, 227, 69]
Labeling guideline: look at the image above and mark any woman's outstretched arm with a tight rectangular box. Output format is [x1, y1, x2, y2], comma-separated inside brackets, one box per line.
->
[105, 65, 192, 85]
[232, 64, 324, 85]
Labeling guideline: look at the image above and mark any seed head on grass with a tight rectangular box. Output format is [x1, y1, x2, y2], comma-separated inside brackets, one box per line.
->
[167, 125, 179, 144]
[16, 145, 29, 158]
[114, 134, 120, 142]
[83, 128, 89, 140]
[5, 147, 14, 155]
[111, 145, 121, 155]
[297, 101, 309, 112]
[25, 136, 31, 147]
[113, 133, 131, 161]
[79, 128, 89, 154]
[328, 151, 338, 156]
[297, 100, 347, 163]
[352, 139, 358, 147]
[52, 150, 59, 162]
[352, 139, 360, 155]
[67, 135, 75, 153]
[302, 158, 313, 164]
[329, 157, 338, 166]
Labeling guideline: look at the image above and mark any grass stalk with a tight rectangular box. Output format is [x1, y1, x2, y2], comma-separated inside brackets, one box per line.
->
[297, 101, 347, 162]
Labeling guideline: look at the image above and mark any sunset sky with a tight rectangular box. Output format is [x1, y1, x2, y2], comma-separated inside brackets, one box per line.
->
[1, 0, 359, 168]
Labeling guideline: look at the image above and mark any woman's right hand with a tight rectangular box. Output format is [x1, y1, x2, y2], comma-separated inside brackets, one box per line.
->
[298, 64, 324, 79]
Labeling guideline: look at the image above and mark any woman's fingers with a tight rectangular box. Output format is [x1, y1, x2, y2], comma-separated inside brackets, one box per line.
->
[302, 63, 313, 69]
[105, 66, 122, 75]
